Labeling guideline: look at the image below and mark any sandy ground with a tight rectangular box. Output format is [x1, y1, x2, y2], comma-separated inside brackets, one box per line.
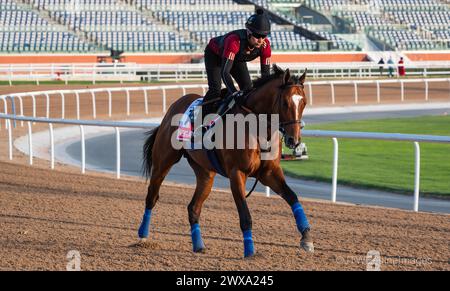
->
[0, 82, 449, 271]
[0, 161, 448, 271]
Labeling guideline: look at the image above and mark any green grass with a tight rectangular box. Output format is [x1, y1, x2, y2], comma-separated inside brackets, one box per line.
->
[281, 115, 450, 197]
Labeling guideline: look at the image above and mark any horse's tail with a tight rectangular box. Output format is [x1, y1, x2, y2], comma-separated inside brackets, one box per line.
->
[142, 126, 160, 179]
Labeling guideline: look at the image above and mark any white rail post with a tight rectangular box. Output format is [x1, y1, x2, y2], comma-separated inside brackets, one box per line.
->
[424, 79, 429, 101]
[27, 121, 33, 165]
[60, 92, 65, 119]
[31, 94, 36, 119]
[162, 88, 167, 113]
[80, 125, 85, 174]
[76, 92, 80, 120]
[7, 119, 12, 160]
[108, 90, 112, 117]
[376, 80, 381, 103]
[308, 83, 313, 106]
[49, 123, 54, 170]
[182, 86, 186, 96]
[126, 89, 130, 116]
[4, 97, 11, 130]
[332, 137, 339, 203]
[400, 80, 404, 102]
[202, 86, 206, 96]
[45, 93, 50, 119]
[413, 142, 420, 212]
[143, 89, 149, 115]
[115, 127, 121, 179]
[353, 82, 358, 104]
[265, 186, 270, 197]
[91, 91, 97, 119]
[330, 83, 335, 105]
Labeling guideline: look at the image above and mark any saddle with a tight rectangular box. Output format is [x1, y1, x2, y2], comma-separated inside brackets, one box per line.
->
[202, 89, 246, 116]
[176, 96, 229, 177]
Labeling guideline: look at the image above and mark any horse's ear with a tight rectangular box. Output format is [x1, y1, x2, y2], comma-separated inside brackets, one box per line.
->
[283, 68, 291, 85]
[272, 64, 283, 75]
[299, 68, 307, 84]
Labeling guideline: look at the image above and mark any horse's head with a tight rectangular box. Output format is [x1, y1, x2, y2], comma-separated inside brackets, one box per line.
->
[249, 65, 307, 149]
[277, 67, 307, 149]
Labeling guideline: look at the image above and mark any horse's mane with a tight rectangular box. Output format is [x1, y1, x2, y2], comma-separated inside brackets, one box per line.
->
[252, 64, 285, 89]
[252, 64, 301, 90]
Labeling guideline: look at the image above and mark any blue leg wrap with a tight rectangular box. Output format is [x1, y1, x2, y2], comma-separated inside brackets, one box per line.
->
[191, 223, 205, 252]
[243, 230, 255, 257]
[138, 209, 152, 239]
[291, 202, 310, 234]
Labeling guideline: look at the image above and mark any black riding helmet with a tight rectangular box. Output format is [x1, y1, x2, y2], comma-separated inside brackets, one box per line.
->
[245, 8, 271, 37]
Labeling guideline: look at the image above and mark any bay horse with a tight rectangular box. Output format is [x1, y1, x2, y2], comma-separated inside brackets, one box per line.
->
[137, 65, 314, 257]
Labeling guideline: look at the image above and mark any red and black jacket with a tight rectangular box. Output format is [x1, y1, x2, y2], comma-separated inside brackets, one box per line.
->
[207, 29, 271, 93]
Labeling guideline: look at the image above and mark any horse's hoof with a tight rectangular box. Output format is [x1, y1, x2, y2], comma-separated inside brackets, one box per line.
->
[244, 252, 255, 259]
[300, 229, 314, 253]
[193, 247, 206, 253]
[138, 238, 147, 243]
[300, 241, 314, 253]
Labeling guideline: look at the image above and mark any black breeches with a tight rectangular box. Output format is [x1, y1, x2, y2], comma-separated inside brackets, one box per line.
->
[203, 47, 252, 103]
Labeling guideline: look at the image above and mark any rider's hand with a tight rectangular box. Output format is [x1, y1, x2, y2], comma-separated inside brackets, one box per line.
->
[231, 90, 245, 105]
[232, 90, 244, 97]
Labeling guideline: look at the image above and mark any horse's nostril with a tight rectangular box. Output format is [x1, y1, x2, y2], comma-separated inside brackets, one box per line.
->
[286, 137, 295, 146]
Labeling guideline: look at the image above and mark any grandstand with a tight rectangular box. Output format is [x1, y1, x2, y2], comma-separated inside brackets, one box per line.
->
[0, 0, 98, 52]
[0, 0, 448, 54]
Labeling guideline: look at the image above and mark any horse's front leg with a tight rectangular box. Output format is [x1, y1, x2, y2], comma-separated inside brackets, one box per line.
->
[259, 166, 314, 253]
[229, 168, 255, 258]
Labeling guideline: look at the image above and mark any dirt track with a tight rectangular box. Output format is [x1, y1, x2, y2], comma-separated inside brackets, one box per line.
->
[0, 161, 448, 271]
[0, 82, 449, 271]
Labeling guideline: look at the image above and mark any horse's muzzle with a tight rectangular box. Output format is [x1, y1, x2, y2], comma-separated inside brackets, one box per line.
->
[285, 135, 300, 149]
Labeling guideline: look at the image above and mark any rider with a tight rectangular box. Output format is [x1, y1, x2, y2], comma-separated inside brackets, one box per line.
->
[202, 8, 272, 116]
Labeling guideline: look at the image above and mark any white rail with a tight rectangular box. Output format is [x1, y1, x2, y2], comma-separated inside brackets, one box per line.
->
[1, 114, 449, 212]
[0, 84, 209, 128]
[1, 62, 450, 84]
[1, 78, 448, 129]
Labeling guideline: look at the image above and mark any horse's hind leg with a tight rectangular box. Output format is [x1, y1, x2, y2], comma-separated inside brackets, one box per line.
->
[186, 157, 215, 253]
[138, 147, 183, 241]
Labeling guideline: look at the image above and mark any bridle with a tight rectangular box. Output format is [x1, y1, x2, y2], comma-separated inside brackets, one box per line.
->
[239, 83, 305, 134]
[239, 82, 306, 198]
[275, 83, 306, 138]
